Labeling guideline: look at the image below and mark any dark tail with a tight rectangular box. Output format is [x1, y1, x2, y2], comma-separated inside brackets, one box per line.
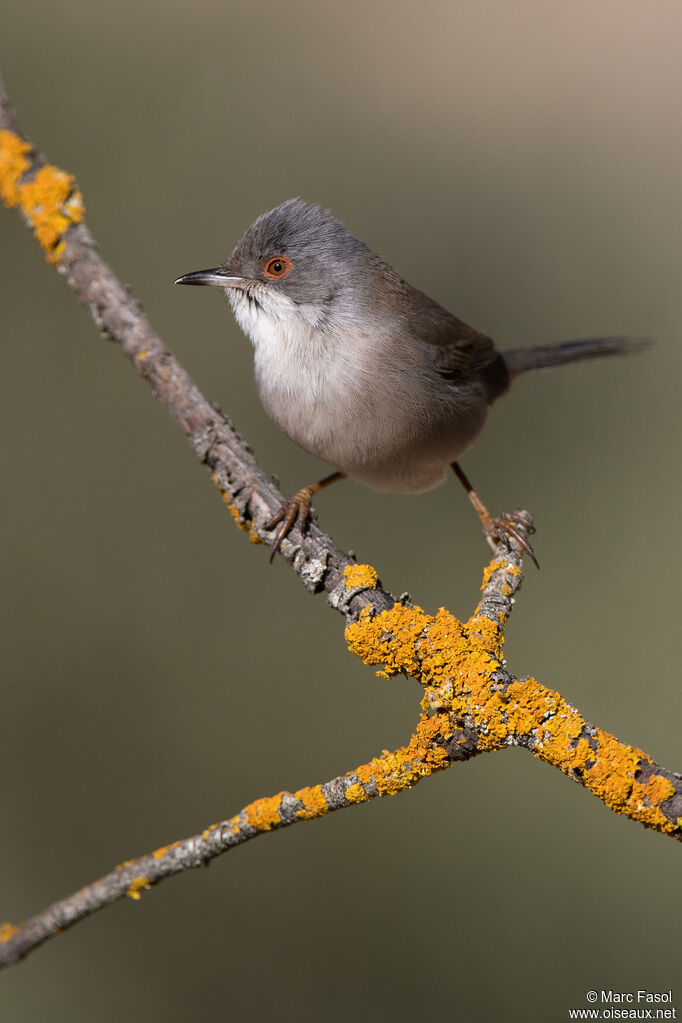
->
[502, 337, 650, 379]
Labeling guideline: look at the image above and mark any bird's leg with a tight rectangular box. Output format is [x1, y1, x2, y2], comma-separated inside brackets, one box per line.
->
[451, 462, 538, 568]
[266, 471, 346, 562]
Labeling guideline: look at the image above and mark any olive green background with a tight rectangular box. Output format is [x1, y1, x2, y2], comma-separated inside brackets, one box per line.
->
[2, 2, 681, 1020]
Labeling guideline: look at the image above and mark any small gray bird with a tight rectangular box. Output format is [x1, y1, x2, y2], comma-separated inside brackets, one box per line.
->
[176, 198, 643, 563]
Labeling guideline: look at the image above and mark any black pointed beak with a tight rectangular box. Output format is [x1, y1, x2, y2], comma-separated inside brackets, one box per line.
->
[174, 267, 246, 288]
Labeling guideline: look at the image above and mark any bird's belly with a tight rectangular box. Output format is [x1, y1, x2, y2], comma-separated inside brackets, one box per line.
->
[258, 376, 488, 494]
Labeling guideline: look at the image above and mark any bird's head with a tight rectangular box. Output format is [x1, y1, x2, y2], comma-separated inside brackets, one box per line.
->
[175, 198, 373, 324]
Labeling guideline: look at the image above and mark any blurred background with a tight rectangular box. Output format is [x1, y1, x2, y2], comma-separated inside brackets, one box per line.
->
[2, 1, 681, 1019]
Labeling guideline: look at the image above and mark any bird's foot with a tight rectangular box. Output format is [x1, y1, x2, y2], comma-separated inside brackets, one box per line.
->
[265, 471, 345, 563]
[450, 464, 538, 569]
[480, 509, 538, 569]
[265, 486, 317, 563]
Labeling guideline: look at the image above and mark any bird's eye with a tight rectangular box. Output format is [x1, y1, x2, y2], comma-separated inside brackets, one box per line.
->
[264, 256, 292, 279]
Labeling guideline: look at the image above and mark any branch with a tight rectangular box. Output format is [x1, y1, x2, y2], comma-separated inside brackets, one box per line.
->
[1, 72, 678, 969]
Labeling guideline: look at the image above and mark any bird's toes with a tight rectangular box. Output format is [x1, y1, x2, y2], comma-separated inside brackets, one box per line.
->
[266, 489, 314, 563]
[482, 511, 539, 569]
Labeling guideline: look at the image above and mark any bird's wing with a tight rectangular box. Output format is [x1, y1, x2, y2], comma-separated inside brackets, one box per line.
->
[403, 291, 498, 380]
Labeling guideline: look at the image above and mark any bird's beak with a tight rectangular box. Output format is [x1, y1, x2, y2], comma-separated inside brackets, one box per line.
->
[174, 267, 246, 289]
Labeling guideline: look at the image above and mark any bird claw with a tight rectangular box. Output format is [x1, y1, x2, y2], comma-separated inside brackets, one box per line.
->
[482, 511, 539, 569]
[265, 487, 315, 563]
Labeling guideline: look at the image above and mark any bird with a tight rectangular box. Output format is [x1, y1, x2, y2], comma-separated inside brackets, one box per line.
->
[175, 198, 644, 565]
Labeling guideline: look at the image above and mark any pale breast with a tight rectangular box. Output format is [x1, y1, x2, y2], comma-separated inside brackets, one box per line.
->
[229, 288, 489, 493]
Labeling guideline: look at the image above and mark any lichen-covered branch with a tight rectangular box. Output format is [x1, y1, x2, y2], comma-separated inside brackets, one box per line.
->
[0, 755, 447, 969]
[344, 566, 682, 835]
[1, 550, 678, 968]
[0, 552, 534, 968]
[1, 72, 679, 971]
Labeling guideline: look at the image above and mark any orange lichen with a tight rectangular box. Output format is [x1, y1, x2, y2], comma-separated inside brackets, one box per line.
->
[222, 814, 242, 837]
[20, 166, 84, 260]
[0, 132, 84, 264]
[460, 671, 678, 833]
[354, 713, 451, 797]
[211, 474, 253, 534]
[345, 602, 431, 679]
[226, 500, 248, 530]
[126, 876, 151, 901]
[295, 784, 329, 819]
[152, 841, 179, 860]
[343, 560, 679, 836]
[345, 601, 503, 702]
[345, 782, 370, 804]
[0, 130, 31, 206]
[343, 564, 378, 590]
[479, 558, 508, 591]
[244, 793, 283, 832]
[227, 503, 245, 526]
[642, 773, 676, 806]
[0, 922, 19, 943]
[578, 730, 677, 834]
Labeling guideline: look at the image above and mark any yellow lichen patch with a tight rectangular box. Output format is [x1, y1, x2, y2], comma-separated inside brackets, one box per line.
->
[151, 840, 180, 860]
[343, 564, 378, 590]
[345, 603, 431, 679]
[420, 614, 505, 752]
[346, 599, 514, 759]
[464, 612, 504, 660]
[126, 876, 151, 901]
[519, 689, 679, 834]
[223, 813, 242, 837]
[295, 784, 329, 819]
[345, 782, 370, 804]
[212, 476, 251, 533]
[12, 160, 84, 264]
[210, 474, 263, 543]
[581, 731, 678, 834]
[244, 793, 283, 832]
[642, 773, 676, 807]
[479, 558, 508, 592]
[226, 500, 248, 531]
[0, 922, 19, 943]
[0, 130, 31, 206]
[0, 129, 31, 205]
[524, 687, 592, 769]
[354, 713, 451, 797]
[345, 602, 507, 753]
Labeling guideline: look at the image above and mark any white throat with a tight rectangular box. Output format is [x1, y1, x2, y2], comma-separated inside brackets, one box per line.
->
[227, 285, 343, 404]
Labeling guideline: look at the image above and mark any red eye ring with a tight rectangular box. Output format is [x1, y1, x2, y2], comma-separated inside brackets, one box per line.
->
[264, 255, 292, 279]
